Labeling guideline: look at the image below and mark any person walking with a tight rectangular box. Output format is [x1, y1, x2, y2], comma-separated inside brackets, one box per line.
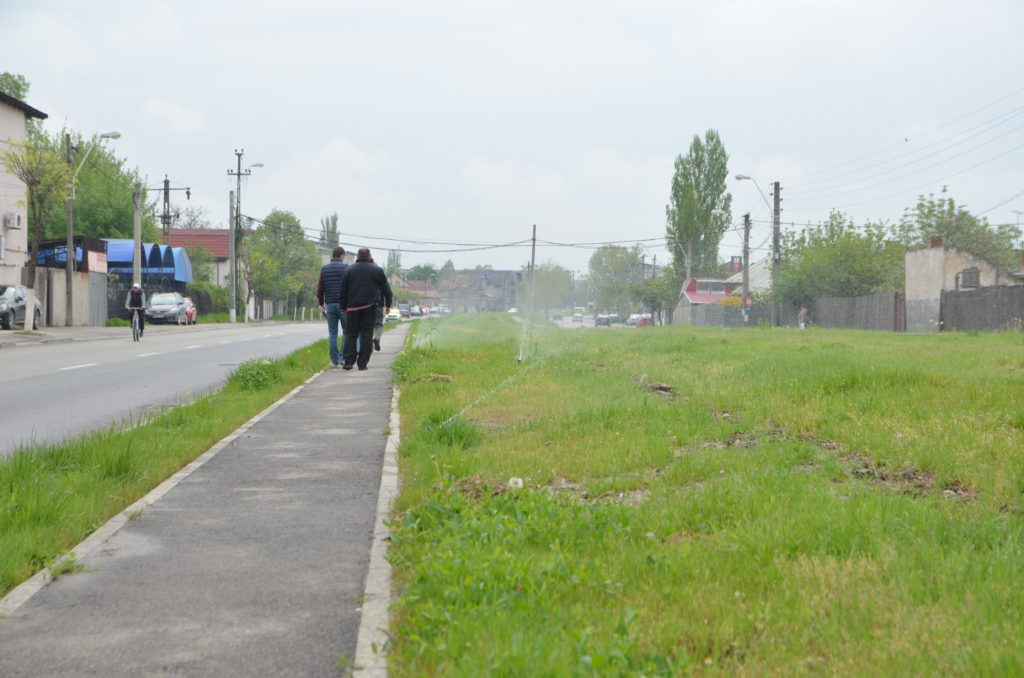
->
[316, 247, 348, 367]
[339, 248, 392, 371]
[124, 282, 147, 337]
[797, 305, 809, 330]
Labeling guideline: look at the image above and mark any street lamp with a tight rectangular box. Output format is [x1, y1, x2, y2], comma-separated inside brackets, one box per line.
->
[736, 173, 781, 325]
[66, 130, 120, 326]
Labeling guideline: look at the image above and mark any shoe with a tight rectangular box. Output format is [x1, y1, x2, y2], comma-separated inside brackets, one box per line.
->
[373, 339, 381, 352]
[332, 362, 340, 368]
[342, 364, 354, 371]
[358, 366, 368, 371]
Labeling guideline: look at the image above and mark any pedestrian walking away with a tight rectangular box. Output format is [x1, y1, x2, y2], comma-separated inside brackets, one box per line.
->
[316, 246, 348, 367]
[370, 256, 384, 352]
[798, 305, 809, 330]
[339, 247, 392, 370]
[125, 282, 147, 337]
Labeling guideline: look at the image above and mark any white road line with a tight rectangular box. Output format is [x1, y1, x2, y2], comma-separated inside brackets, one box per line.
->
[220, 340, 231, 344]
[185, 345, 202, 349]
[60, 363, 97, 371]
[138, 352, 161, 357]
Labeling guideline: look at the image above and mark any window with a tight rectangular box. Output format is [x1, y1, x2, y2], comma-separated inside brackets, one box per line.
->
[960, 267, 980, 289]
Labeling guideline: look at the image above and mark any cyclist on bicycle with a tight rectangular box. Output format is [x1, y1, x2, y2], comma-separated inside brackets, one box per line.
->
[124, 282, 147, 337]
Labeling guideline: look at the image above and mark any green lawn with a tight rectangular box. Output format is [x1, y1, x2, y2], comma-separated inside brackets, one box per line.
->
[389, 314, 1024, 676]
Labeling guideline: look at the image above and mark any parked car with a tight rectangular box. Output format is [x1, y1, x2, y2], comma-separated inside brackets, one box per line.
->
[595, 314, 612, 327]
[552, 312, 563, 321]
[636, 314, 653, 327]
[182, 296, 198, 324]
[507, 307, 518, 313]
[146, 292, 188, 324]
[385, 307, 402, 322]
[410, 306, 422, 317]
[397, 304, 411, 318]
[572, 311, 583, 322]
[0, 284, 41, 330]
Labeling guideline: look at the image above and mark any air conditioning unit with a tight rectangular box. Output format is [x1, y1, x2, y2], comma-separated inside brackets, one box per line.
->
[2, 213, 22, 229]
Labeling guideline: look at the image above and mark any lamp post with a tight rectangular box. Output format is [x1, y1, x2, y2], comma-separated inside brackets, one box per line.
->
[227, 152, 262, 322]
[65, 131, 120, 326]
[735, 174, 781, 326]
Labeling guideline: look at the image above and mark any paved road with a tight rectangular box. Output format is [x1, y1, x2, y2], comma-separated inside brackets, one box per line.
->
[0, 322, 328, 457]
[0, 322, 408, 677]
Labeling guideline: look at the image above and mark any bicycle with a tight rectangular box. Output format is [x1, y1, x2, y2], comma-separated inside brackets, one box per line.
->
[129, 307, 145, 341]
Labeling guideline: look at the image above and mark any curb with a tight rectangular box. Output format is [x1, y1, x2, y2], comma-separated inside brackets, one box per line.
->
[0, 370, 325, 618]
[353, 385, 400, 677]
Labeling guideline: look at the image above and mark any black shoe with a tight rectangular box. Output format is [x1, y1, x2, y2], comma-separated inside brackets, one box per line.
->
[358, 366, 368, 371]
[342, 364, 354, 371]
[373, 339, 381, 352]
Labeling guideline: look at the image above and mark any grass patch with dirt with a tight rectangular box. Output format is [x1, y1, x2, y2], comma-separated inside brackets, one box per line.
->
[388, 314, 1024, 676]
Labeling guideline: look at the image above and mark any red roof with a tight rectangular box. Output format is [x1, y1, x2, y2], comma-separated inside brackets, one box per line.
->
[166, 229, 231, 259]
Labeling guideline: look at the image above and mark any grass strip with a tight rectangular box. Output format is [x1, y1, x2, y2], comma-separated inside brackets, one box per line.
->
[0, 340, 331, 597]
[390, 314, 1024, 676]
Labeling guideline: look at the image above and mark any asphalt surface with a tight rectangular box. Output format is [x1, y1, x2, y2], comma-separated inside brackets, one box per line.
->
[0, 322, 409, 677]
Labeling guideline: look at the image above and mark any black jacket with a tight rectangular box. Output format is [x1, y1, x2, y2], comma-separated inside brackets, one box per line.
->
[316, 259, 348, 305]
[339, 258, 393, 310]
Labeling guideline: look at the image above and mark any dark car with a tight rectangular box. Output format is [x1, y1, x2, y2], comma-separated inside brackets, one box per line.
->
[552, 312, 563, 321]
[595, 314, 612, 327]
[146, 292, 188, 324]
[397, 304, 411, 318]
[0, 284, 41, 330]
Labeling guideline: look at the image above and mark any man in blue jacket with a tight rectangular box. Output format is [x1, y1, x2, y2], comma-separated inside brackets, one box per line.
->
[316, 247, 348, 367]
[339, 248, 392, 371]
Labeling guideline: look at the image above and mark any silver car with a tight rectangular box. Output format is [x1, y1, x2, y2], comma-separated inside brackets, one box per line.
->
[146, 292, 188, 325]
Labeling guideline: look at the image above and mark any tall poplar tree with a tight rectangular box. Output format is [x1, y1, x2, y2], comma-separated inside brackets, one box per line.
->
[665, 130, 732, 282]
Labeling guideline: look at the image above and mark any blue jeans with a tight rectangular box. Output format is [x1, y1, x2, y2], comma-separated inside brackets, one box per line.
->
[325, 303, 347, 365]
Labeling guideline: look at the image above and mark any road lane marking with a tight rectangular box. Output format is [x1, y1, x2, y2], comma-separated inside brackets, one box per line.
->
[185, 345, 202, 349]
[138, 352, 161, 357]
[220, 340, 231, 344]
[60, 363, 97, 371]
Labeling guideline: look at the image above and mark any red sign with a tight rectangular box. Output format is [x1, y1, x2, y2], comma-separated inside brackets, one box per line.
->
[745, 297, 753, 307]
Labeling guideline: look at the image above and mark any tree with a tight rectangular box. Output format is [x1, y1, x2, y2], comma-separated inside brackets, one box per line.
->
[894, 188, 1021, 271]
[665, 130, 732, 283]
[319, 212, 340, 249]
[633, 275, 677, 324]
[1, 136, 71, 290]
[775, 211, 905, 307]
[186, 242, 216, 283]
[522, 261, 572, 315]
[588, 245, 645, 312]
[386, 250, 401, 276]
[0, 72, 30, 100]
[407, 263, 439, 284]
[247, 210, 320, 315]
[42, 129, 158, 242]
[174, 205, 212, 229]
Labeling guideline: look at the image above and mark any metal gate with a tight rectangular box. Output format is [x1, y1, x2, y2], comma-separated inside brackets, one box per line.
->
[88, 272, 108, 326]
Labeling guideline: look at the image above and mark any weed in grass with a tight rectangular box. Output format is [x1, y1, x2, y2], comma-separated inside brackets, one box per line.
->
[125, 508, 144, 521]
[48, 552, 84, 579]
[228, 358, 280, 391]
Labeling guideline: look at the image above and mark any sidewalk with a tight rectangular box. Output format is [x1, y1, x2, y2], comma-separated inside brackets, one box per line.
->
[0, 323, 408, 677]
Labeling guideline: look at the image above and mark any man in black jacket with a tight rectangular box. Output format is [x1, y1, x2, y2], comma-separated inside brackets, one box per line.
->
[339, 248, 393, 370]
[316, 247, 348, 367]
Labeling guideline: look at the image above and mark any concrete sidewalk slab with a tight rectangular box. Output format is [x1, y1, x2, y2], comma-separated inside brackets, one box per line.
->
[0, 323, 409, 677]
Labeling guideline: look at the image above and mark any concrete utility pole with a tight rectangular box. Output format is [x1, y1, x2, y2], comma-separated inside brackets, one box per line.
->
[745, 214, 753, 303]
[228, 191, 236, 323]
[132, 183, 142, 286]
[771, 181, 782, 327]
[157, 176, 191, 238]
[227, 150, 262, 322]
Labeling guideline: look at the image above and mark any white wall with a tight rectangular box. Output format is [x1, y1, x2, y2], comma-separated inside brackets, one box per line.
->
[0, 103, 29, 287]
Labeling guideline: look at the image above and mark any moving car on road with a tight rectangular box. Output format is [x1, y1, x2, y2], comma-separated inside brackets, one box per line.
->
[0, 284, 41, 330]
[385, 307, 402, 322]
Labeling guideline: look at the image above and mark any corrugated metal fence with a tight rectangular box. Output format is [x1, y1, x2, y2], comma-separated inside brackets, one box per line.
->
[942, 286, 1024, 332]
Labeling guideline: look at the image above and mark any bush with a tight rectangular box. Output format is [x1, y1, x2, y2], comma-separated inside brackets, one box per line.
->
[228, 358, 281, 391]
[106, 317, 129, 327]
[186, 281, 229, 314]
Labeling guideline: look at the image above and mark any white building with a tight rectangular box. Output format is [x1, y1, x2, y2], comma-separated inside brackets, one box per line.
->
[0, 91, 48, 287]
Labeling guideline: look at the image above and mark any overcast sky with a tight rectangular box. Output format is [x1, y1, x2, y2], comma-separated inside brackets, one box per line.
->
[3, 0, 1023, 274]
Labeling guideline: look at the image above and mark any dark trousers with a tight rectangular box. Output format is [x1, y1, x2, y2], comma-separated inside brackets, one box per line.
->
[342, 306, 376, 368]
[130, 307, 145, 333]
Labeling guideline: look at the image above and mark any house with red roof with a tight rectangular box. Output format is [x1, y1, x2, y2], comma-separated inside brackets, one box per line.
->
[673, 277, 739, 324]
[166, 228, 231, 286]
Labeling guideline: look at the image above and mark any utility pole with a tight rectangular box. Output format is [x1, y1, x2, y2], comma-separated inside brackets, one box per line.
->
[228, 191, 236, 323]
[227, 150, 261, 322]
[132, 183, 143, 286]
[518, 224, 537, 364]
[742, 212, 751, 323]
[771, 181, 781, 327]
[155, 175, 191, 239]
[64, 134, 74, 326]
